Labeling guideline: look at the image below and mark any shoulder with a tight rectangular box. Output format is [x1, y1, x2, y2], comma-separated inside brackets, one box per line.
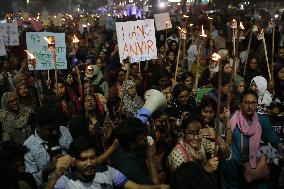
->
[23, 134, 37, 148]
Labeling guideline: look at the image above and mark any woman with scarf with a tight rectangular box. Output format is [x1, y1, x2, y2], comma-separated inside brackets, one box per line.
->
[250, 76, 272, 114]
[221, 90, 280, 189]
[0, 92, 33, 144]
[122, 80, 143, 118]
[168, 115, 220, 173]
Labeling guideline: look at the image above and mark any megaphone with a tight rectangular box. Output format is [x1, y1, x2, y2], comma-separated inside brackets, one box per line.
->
[136, 89, 167, 124]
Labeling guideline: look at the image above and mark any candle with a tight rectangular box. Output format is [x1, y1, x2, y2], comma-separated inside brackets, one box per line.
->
[72, 35, 80, 44]
[200, 25, 207, 38]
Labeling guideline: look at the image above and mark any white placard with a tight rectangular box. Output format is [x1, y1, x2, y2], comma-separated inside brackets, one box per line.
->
[154, 12, 172, 31]
[0, 22, 19, 46]
[26, 32, 67, 70]
[116, 19, 157, 63]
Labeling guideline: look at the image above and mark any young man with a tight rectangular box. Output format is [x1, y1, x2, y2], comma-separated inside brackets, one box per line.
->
[24, 105, 73, 187]
[45, 136, 169, 189]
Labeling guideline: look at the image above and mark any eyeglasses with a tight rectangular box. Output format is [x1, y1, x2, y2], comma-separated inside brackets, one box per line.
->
[242, 101, 258, 106]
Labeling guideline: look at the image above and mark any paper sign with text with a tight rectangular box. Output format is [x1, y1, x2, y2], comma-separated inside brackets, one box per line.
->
[116, 19, 157, 63]
[0, 22, 19, 46]
[26, 32, 67, 70]
[154, 12, 172, 31]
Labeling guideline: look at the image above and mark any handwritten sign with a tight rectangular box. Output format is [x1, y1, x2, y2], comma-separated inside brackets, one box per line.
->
[26, 32, 67, 70]
[0, 22, 19, 46]
[154, 12, 172, 31]
[116, 19, 157, 63]
[0, 35, 6, 56]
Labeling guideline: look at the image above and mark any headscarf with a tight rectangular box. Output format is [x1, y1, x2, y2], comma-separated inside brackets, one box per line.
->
[0, 92, 32, 143]
[251, 76, 272, 111]
[122, 80, 143, 118]
[234, 75, 244, 87]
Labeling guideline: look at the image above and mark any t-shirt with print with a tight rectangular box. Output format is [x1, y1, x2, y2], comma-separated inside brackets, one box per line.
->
[54, 165, 128, 189]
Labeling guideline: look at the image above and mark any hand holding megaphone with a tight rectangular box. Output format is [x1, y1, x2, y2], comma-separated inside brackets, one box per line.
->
[136, 89, 167, 124]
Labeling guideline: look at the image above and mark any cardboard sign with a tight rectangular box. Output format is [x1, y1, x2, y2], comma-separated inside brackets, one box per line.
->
[0, 22, 19, 46]
[154, 12, 172, 31]
[26, 32, 67, 70]
[116, 19, 157, 63]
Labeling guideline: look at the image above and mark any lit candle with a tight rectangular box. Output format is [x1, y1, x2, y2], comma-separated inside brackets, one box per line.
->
[212, 53, 221, 62]
[200, 25, 207, 38]
[72, 35, 80, 44]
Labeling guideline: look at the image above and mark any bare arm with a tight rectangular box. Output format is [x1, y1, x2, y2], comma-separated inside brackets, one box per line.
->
[124, 180, 170, 189]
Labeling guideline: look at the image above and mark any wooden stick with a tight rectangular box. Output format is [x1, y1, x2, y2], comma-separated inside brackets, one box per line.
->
[243, 27, 253, 76]
[194, 41, 202, 89]
[214, 59, 222, 156]
[76, 67, 82, 93]
[138, 61, 141, 73]
[174, 39, 182, 86]
[53, 48, 59, 93]
[271, 23, 275, 80]
[32, 62, 42, 106]
[263, 37, 272, 80]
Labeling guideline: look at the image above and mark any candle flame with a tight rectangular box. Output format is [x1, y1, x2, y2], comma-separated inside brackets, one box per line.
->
[183, 15, 189, 18]
[87, 65, 93, 70]
[208, 16, 213, 20]
[178, 27, 187, 34]
[240, 22, 245, 30]
[200, 25, 207, 37]
[212, 53, 221, 61]
[24, 50, 35, 59]
[44, 37, 52, 44]
[73, 35, 80, 44]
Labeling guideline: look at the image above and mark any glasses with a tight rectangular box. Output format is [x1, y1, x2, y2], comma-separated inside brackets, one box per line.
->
[242, 101, 258, 106]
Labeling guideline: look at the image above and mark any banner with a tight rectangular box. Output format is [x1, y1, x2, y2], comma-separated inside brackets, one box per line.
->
[154, 12, 172, 31]
[26, 32, 67, 70]
[0, 22, 19, 46]
[116, 19, 157, 63]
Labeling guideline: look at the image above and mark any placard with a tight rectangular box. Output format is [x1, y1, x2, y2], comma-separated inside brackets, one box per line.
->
[154, 12, 172, 31]
[0, 35, 6, 56]
[116, 19, 157, 63]
[26, 32, 67, 70]
[0, 22, 19, 46]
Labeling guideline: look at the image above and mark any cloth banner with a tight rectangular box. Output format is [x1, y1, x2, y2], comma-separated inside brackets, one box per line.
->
[116, 19, 157, 63]
[26, 32, 67, 70]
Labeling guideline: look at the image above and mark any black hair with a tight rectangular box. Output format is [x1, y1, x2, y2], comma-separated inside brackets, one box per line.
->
[172, 83, 189, 99]
[106, 96, 121, 120]
[170, 162, 218, 189]
[212, 72, 231, 89]
[199, 97, 217, 114]
[68, 135, 98, 159]
[113, 118, 146, 151]
[181, 114, 202, 132]
[32, 105, 66, 128]
[181, 72, 195, 83]
[240, 89, 258, 102]
[0, 141, 27, 164]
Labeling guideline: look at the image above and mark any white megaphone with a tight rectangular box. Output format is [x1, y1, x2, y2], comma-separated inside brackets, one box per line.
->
[136, 89, 167, 124]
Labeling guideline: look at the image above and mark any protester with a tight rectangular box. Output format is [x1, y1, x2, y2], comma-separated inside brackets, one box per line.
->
[221, 90, 280, 189]
[0, 91, 33, 143]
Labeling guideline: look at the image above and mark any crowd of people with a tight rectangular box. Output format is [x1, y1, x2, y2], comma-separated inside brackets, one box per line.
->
[0, 9, 284, 189]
